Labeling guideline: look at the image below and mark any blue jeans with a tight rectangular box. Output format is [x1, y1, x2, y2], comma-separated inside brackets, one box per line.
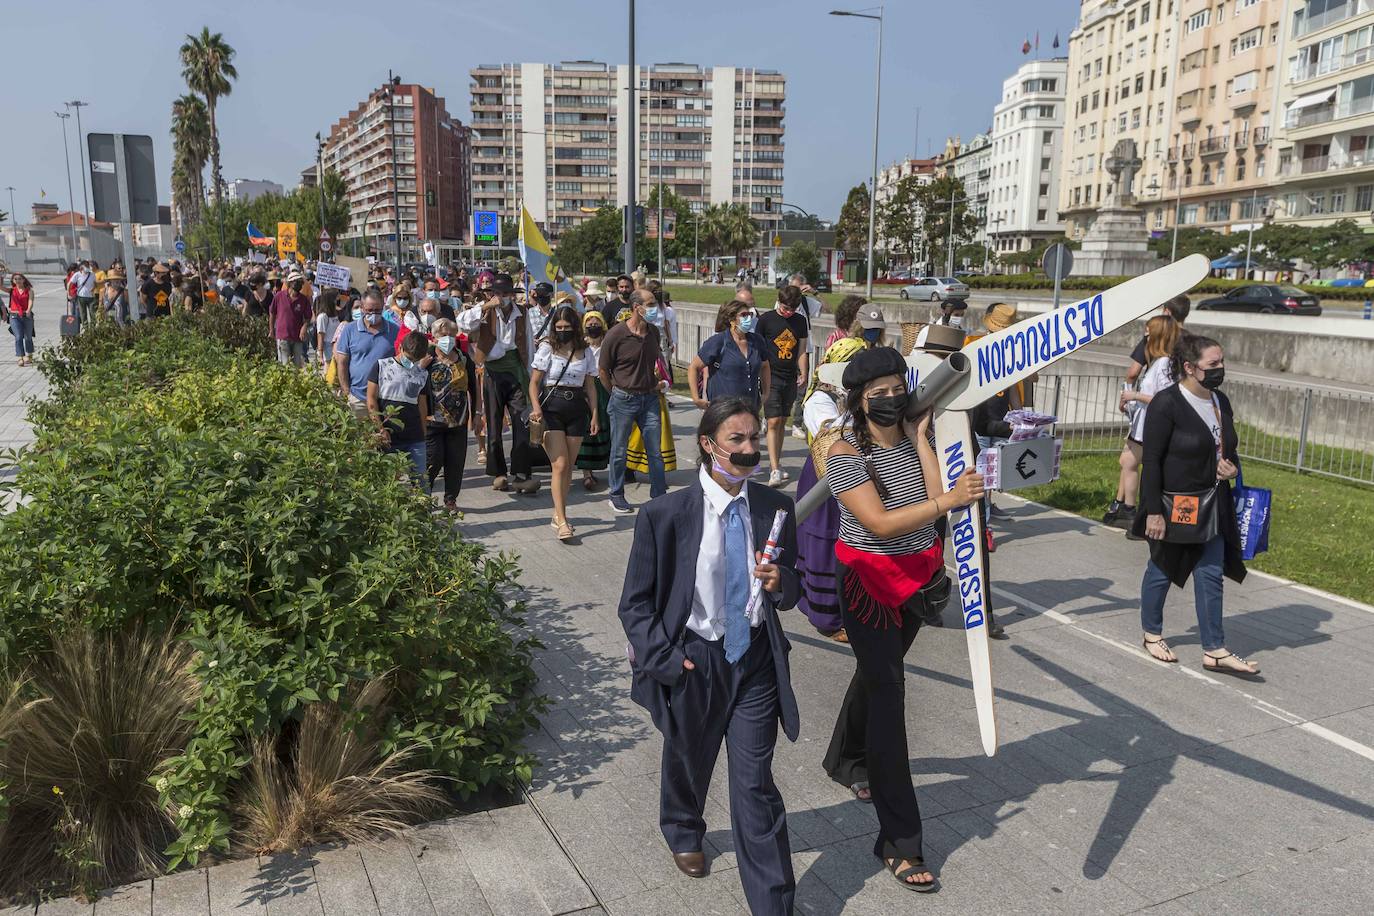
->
[392, 439, 429, 492]
[1141, 534, 1226, 651]
[10, 315, 34, 356]
[608, 389, 666, 498]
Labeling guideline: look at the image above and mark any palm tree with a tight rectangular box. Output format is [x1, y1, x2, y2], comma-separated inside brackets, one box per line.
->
[170, 94, 210, 232]
[179, 28, 237, 208]
[720, 203, 759, 264]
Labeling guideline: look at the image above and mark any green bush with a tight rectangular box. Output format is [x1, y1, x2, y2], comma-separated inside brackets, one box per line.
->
[0, 308, 541, 873]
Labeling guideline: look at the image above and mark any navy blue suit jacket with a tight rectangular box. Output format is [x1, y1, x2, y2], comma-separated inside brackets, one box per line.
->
[617, 477, 802, 743]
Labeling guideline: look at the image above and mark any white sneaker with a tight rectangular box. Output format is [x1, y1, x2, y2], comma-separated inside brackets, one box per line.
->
[768, 469, 787, 488]
[790, 426, 808, 441]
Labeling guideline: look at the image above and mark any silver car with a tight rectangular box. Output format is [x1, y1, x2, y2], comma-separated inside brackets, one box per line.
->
[899, 276, 970, 301]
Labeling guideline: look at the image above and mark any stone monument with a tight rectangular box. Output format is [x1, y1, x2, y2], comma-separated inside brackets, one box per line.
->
[1075, 139, 1162, 277]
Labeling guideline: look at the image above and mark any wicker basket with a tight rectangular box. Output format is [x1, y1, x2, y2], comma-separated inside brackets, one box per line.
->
[900, 322, 926, 355]
[809, 421, 845, 478]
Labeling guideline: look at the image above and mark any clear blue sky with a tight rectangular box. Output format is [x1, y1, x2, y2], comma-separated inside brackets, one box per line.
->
[6, 0, 1078, 226]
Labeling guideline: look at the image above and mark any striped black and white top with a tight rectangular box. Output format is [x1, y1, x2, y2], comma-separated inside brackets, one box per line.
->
[827, 430, 938, 556]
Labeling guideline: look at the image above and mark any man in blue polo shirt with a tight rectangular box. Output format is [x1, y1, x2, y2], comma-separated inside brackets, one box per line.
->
[334, 289, 399, 421]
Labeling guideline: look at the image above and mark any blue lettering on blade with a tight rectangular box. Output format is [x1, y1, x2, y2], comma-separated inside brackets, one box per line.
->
[942, 441, 985, 630]
[976, 294, 1104, 388]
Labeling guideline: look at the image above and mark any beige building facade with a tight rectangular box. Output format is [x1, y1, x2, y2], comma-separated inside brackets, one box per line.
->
[1271, 0, 1374, 228]
[1060, 0, 1181, 240]
[1162, 0, 1285, 239]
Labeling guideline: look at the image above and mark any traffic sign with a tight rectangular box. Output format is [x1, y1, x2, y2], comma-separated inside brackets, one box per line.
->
[1041, 243, 1074, 281]
[174, 238, 186, 254]
[319, 240, 333, 253]
[473, 210, 499, 244]
[318, 228, 331, 243]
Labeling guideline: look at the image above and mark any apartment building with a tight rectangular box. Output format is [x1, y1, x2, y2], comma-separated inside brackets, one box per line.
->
[468, 61, 785, 240]
[988, 58, 1070, 255]
[1060, 0, 1180, 239]
[875, 155, 941, 258]
[1160, 0, 1284, 237]
[321, 81, 471, 255]
[1271, 0, 1374, 227]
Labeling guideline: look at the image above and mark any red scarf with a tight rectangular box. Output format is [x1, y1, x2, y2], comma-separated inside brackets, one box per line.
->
[835, 540, 943, 628]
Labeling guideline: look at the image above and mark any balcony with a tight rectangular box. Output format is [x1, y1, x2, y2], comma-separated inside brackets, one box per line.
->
[1200, 136, 1229, 156]
[1281, 152, 1374, 176]
[1288, 93, 1374, 131]
[1233, 130, 1250, 150]
[1167, 146, 1180, 162]
[1294, 0, 1373, 38]
[1254, 127, 1271, 146]
[1181, 143, 1197, 158]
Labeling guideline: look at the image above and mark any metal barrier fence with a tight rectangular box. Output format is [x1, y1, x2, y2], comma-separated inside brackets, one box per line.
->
[1042, 372, 1374, 486]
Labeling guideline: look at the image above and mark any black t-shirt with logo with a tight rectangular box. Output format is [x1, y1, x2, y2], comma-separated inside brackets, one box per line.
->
[141, 279, 174, 316]
[756, 309, 810, 379]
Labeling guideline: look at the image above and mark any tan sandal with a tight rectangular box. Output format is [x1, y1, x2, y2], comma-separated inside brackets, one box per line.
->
[556, 520, 574, 542]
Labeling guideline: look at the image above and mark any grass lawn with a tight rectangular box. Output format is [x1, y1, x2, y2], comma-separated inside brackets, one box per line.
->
[1020, 453, 1374, 605]
[662, 283, 852, 309]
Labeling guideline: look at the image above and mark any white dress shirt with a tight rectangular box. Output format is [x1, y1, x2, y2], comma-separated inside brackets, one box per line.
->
[689, 465, 761, 640]
[457, 302, 523, 360]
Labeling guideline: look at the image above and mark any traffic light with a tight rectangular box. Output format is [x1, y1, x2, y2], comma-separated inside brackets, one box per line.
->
[764, 196, 773, 212]
[425, 189, 436, 207]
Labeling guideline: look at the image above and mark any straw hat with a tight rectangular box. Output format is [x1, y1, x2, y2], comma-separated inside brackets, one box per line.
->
[553, 291, 579, 308]
[983, 303, 1018, 334]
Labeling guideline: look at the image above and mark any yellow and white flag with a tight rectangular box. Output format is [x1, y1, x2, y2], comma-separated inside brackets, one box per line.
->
[518, 205, 581, 305]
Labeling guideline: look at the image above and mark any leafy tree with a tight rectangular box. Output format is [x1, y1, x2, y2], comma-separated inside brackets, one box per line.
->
[554, 205, 623, 275]
[781, 211, 824, 231]
[879, 175, 922, 263]
[170, 94, 210, 233]
[1001, 235, 1082, 271]
[913, 175, 979, 274]
[776, 241, 822, 285]
[183, 169, 350, 259]
[500, 217, 519, 247]
[1147, 227, 1233, 261]
[1308, 219, 1374, 270]
[179, 28, 237, 207]
[834, 183, 871, 254]
[1250, 222, 1312, 267]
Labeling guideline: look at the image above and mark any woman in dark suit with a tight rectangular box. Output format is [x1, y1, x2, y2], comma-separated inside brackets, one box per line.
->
[1134, 333, 1258, 676]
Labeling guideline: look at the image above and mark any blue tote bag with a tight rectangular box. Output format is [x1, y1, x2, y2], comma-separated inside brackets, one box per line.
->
[1232, 471, 1271, 561]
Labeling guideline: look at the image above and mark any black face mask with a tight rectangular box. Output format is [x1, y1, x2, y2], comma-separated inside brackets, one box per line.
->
[585, 326, 604, 339]
[1200, 367, 1225, 390]
[714, 445, 761, 468]
[865, 392, 909, 428]
[554, 329, 574, 344]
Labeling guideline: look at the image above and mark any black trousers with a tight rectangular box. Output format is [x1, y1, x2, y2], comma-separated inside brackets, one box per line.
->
[482, 368, 531, 479]
[426, 424, 468, 500]
[822, 562, 926, 862]
[659, 629, 794, 916]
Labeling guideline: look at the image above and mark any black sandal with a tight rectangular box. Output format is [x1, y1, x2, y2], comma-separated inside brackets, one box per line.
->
[883, 856, 938, 893]
[849, 781, 872, 803]
[1142, 636, 1178, 663]
[1203, 651, 1259, 677]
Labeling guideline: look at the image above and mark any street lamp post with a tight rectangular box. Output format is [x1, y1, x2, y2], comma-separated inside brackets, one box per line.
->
[387, 72, 403, 273]
[54, 111, 79, 259]
[1171, 162, 1184, 263]
[65, 101, 92, 226]
[1245, 186, 1259, 280]
[4, 186, 16, 232]
[830, 7, 883, 299]
[939, 193, 969, 276]
[625, 0, 637, 274]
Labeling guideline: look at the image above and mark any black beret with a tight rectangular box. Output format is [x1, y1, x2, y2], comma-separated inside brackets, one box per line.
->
[841, 345, 908, 391]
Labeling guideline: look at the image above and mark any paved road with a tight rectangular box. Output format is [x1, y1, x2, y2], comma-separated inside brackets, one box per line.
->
[8, 287, 1374, 914]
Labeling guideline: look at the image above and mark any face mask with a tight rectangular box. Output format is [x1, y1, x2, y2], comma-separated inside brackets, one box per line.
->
[364, 312, 383, 326]
[1200, 366, 1225, 390]
[436, 335, 456, 354]
[737, 315, 757, 333]
[398, 356, 415, 370]
[585, 326, 604, 339]
[402, 311, 419, 331]
[421, 313, 436, 329]
[862, 327, 883, 345]
[352, 307, 363, 322]
[554, 329, 575, 344]
[865, 392, 909, 428]
[708, 442, 761, 484]
[645, 306, 662, 323]
[426, 290, 439, 300]
[947, 314, 964, 329]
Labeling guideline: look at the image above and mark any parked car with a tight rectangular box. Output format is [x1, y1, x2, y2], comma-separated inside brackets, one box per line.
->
[899, 277, 970, 301]
[1197, 285, 1322, 316]
[773, 275, 832, 293]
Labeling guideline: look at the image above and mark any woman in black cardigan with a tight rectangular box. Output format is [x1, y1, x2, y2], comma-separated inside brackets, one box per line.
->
[1133, 333, 1258, 676]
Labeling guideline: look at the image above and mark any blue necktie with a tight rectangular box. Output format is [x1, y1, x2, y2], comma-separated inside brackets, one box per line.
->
[723, 499, 751, 664]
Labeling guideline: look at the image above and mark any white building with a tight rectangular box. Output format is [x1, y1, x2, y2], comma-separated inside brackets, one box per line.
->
[224, 179, 284, 203]
[874, 157, 939, 265]
[988, 58, 1070, 258]
[944, 135, 994, 253]
[469, 61, 785, 240]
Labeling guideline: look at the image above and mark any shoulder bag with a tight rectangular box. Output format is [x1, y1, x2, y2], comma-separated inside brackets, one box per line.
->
[528, 347, 575, 444]
[1162, 392, 1223, 544]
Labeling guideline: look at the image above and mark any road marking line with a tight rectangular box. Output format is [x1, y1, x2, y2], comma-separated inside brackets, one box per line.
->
[991, 583, 1374, 766]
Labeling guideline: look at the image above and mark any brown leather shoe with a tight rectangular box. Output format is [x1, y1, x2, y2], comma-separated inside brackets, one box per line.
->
[673, 851, 706, 878]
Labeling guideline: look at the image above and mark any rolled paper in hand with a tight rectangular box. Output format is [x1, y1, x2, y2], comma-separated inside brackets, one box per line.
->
[746, 508, 789, 619]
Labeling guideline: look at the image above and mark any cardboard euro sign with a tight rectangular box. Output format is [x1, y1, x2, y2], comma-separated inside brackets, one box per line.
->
[811, 254, 1210, 757]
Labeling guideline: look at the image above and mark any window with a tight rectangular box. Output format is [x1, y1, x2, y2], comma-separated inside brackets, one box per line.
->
[1119, 112, 1128, 132]
[1132, 107, 1142, 128]
[1181, 203, 1200, 224]
[1122, 79, 1131, 99]
[1043, 130, 1054, 144]
[1256, 154, 1266, 177]
[1232, 70, 1258, 94]
[1092, 90, 1100, 109]
[1206, 199, 1231, 222]
[1037, 209, 1048, 222]
[1041, 156, 1052, 171]
[1357, 184, 1374, 210]
[1186, 9, 1211, 33]
[1237, 0, 1259, 10]
[1141, 3, 1151, 24]
[1136, 75, 1145, 94]
[1236, 157, 1247, 180]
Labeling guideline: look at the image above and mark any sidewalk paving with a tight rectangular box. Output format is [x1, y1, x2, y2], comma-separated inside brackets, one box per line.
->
[7, 289, 1373, 913]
